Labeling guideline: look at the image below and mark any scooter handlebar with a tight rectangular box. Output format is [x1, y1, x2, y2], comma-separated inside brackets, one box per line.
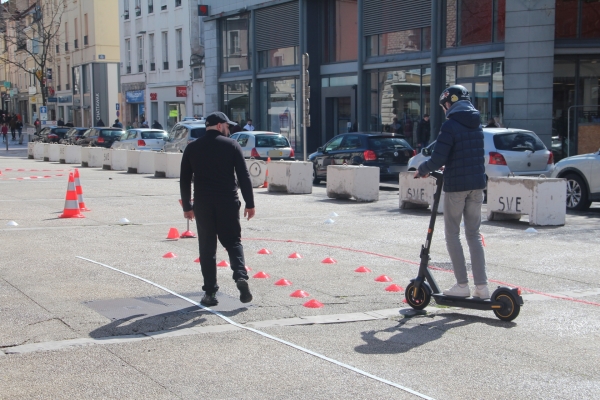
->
[430, 170, 444, 181]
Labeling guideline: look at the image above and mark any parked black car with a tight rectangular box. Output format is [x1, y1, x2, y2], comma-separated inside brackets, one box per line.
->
[309, 133, 416, 184]
[36, 126, 71, 143]
[60, 127, 89, 145]
[78, 127, 126, 148]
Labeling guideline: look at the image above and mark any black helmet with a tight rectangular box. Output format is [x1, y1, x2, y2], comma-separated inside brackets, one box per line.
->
[439, 85, 470, 107]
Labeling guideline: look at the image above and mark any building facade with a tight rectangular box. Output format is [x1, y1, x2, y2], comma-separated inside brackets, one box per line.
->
[203, 0, 600, 160]
[119, 0, 206, 130]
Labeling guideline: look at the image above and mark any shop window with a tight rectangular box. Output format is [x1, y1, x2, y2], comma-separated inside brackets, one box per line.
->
[556, 0, 600, 39]
[221, 81, 251, 126]
[221, 14, 250, 73]
[323, 0, 358, 63]
[366, 28, 431, 57]
[260, 78, 299, 151]
[259, 47, 298, 69]
[444, 0, 505, 47]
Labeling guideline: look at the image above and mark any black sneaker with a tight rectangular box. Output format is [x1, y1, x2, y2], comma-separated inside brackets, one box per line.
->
[200, 292, 218, 306]
[236, 279, 253, 303]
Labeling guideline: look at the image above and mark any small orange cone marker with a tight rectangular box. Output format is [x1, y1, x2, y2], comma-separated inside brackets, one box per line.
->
[481, 233, 486, 247]
[245, 265, 252, 271]
[166, 228, 180, 240]
[355, 266, 371, 273]
[290, 290, 310, 298]
[303, 299, 324, 308]
[73, 169, 90, 211]
[385, 284, 403, 292]
[217, 260, 230, 267]
[59, 173, 85, 219]
[274, 279, 292, 286]
[288, 252, 302, 259]
[375, 275, 392, 282]
[163, 252, 177, 258]
[194, 258, 200, 263]
[257, 248, 271, 255]
[253, 271, 270, 279]
[321, 257, 337, 264]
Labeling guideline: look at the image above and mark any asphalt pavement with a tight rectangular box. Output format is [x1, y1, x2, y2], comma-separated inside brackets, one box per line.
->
[1, 146, 599, 399]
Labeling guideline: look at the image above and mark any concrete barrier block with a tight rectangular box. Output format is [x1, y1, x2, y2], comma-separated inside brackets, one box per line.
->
[138, 151, 155, 174]
[65, 146, 82, 164]
[154, 152, 167, 177]
[27, 143, 35, 159]
[48, 144, 61, 162]
[88, 148, 104, 168]
[59, 145, 67, 163]
[326, 165, 380, 202]
[43, 143, 50, 161]
[81, 147, 90, 167]
[102, 149, 112, 170]
[33, 142, 44, 160]
[111, 149, 128, 171]
[487, 176, 566, 226]
[127, 150, 140, 173]
[267, 161, 313, 194]
[166, 152, 182, 178]
[398, 172, 444, 213]
[246, 159, 267, 188]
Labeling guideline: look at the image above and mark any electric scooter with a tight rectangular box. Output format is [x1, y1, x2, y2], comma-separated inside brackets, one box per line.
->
[405, 171, 524, 322]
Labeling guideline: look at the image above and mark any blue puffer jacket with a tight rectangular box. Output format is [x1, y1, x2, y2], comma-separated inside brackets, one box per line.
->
[417, 100, 486, 192]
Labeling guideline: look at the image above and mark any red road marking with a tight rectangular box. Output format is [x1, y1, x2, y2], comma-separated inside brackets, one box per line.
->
[243, 237, 600, 308]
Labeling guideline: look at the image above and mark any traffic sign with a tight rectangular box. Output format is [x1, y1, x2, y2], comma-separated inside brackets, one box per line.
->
[40, 106, 48, 121]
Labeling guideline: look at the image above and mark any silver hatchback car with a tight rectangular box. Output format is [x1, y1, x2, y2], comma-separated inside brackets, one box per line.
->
[229, 131, 295, 160]
[162, 121, 207, 153]
[111, 128, 168, 151]
[408, 128, 555, 178]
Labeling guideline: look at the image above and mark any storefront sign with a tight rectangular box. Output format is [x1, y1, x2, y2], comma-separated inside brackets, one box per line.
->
[93, 63, 109, 124]
[169, 109, 179, 117]
[3, 81, 10, 89]
[176, 86, 187, 97]
[28, 86, 37, 95]
[126, 90, 145, 103]
[150, 92, 157, 101]
[58, 95, 72, 103]
[47, 97, 57, 103]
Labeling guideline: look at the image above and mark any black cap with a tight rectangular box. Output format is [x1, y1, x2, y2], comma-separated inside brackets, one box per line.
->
[205, 111, 238, 127]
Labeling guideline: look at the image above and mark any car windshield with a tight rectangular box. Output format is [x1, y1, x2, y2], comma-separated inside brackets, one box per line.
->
[141, 130, 167, 139]
[190, 127, 206, 139]
[100, 130, 125, 137]
[493, 132, 545, 151]
[255, 135, 290, 148]
[368, 137, 410, 150]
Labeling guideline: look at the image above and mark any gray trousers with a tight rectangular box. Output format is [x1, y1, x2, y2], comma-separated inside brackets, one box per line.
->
[444, 189, 487, 286]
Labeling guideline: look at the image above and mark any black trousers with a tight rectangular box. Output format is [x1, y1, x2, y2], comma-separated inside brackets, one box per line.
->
[194, 196, 248, 294]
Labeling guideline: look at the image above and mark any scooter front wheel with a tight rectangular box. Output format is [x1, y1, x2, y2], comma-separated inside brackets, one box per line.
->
[492, 291, 520, 321]
[405, 282, 431, 310]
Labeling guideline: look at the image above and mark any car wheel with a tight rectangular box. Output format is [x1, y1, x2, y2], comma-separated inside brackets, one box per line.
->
[565, 173, 591, 211]
[313, 166, 321, 185]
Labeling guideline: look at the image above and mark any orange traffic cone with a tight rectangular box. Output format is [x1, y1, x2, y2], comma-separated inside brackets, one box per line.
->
[59, 173, 85, 219]
[262, 157, 271, 188]
[73, 169, 90, 211]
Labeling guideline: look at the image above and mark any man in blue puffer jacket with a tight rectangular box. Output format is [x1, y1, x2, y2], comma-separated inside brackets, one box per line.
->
[415, 85, 489, 299]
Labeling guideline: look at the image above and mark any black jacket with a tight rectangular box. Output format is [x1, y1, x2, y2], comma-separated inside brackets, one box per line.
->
[180, 130, 254, 211]
[417, 118, 431, 144]
[418, 101, 486, 192]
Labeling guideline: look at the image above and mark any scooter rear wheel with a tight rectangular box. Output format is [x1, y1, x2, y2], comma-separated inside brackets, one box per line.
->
[492, 291, 520, 321]
[405, 282, 431, 310]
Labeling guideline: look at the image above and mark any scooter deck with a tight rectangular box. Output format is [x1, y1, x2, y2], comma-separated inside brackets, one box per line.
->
[432, 294, 497, 311]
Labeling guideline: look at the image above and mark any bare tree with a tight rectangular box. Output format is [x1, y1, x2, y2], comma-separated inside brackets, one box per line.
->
[0, 0, 66, 106]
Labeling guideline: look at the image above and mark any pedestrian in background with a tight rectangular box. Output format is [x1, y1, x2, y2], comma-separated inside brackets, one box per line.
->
[9, 116, 16, 140]
[180, 111, 255, 307]
[113, 119, 123, 128]
[151, 120, 163, 129]
[417, 114, 431, 149]
[414, 85, 489, 299]
[243, 119, 254, 131]
[17, 119, 24, 144]
[1, 123, 7, 143]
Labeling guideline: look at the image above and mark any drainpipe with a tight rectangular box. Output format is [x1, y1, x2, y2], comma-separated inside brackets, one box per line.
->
[357, 0, 365, 131]
[429, 0, 440, 140]
[251, 9, 258, 126]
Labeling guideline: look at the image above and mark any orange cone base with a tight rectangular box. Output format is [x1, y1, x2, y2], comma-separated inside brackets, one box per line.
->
[194, 258, 200, 263]
[163, 252, 177, 258]
[290, 290, 310, 298]
[59, 211, 85, 219]
[180, 230, 196, 238]
[375, 275, 393, 282]
[385, 284, 403, 292]
[245, 265, 252, 271]
[303, 299, 324, 308]
[402, 298, 408, 303]
[217, 260, 230, 267]
[166, 228, 180, 240]
[274, 279, 292, 286]
[321, 257, 337, 264]
[355, 266, 371, 273]
[257, 248, 271, 255]
[288, 252, 302, 259]
[253, 271, 270, 279]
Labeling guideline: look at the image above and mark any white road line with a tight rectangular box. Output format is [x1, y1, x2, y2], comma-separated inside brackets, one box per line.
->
[76, 256, 435, 400]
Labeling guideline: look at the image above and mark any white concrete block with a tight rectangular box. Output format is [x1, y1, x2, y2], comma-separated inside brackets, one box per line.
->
[87, 148, 104, 168]
[398, 172, 444, 213]
[80, 147, 91, 167]
[27, 142, 35, 159]
[43, 143, 50, 161]
[326, 165, 380, 202]
[48, 144, 61, 162]
[102, 149, 112, 170]
[166, 152, 183, 178]
[246, 159, 267, 188]
[33, 142, 44, 160]
[138, 151, 155, 174]
[65, 146, 82, 164]
[127, 150, 140, 173]
[487, 176, 566, 226]
[111, 149, 128, 171]
[267, 161, 313, 194]
[154, 152, 167, 177]
[59, 145, 67, 163]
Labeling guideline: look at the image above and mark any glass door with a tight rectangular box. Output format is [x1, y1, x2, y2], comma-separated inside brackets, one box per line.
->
[457, 80, 491, 125]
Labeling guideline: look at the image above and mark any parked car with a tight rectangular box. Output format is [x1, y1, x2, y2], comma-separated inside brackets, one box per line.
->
[36, 126, 71, 143]
[162, 121, 206, 153]
[78, 127, 126, 148]
[230, 131, 295, 160]
[111, 128, 168, 151]
[60, 127, 89, 145]
[309, 133, 415, 184]
[551, 149, 600, 210]
[408, 128, 555, 179]
[182, 116, 205, 122]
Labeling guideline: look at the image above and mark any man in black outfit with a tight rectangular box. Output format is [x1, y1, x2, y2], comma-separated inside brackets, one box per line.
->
[180, 111, 255, 306]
